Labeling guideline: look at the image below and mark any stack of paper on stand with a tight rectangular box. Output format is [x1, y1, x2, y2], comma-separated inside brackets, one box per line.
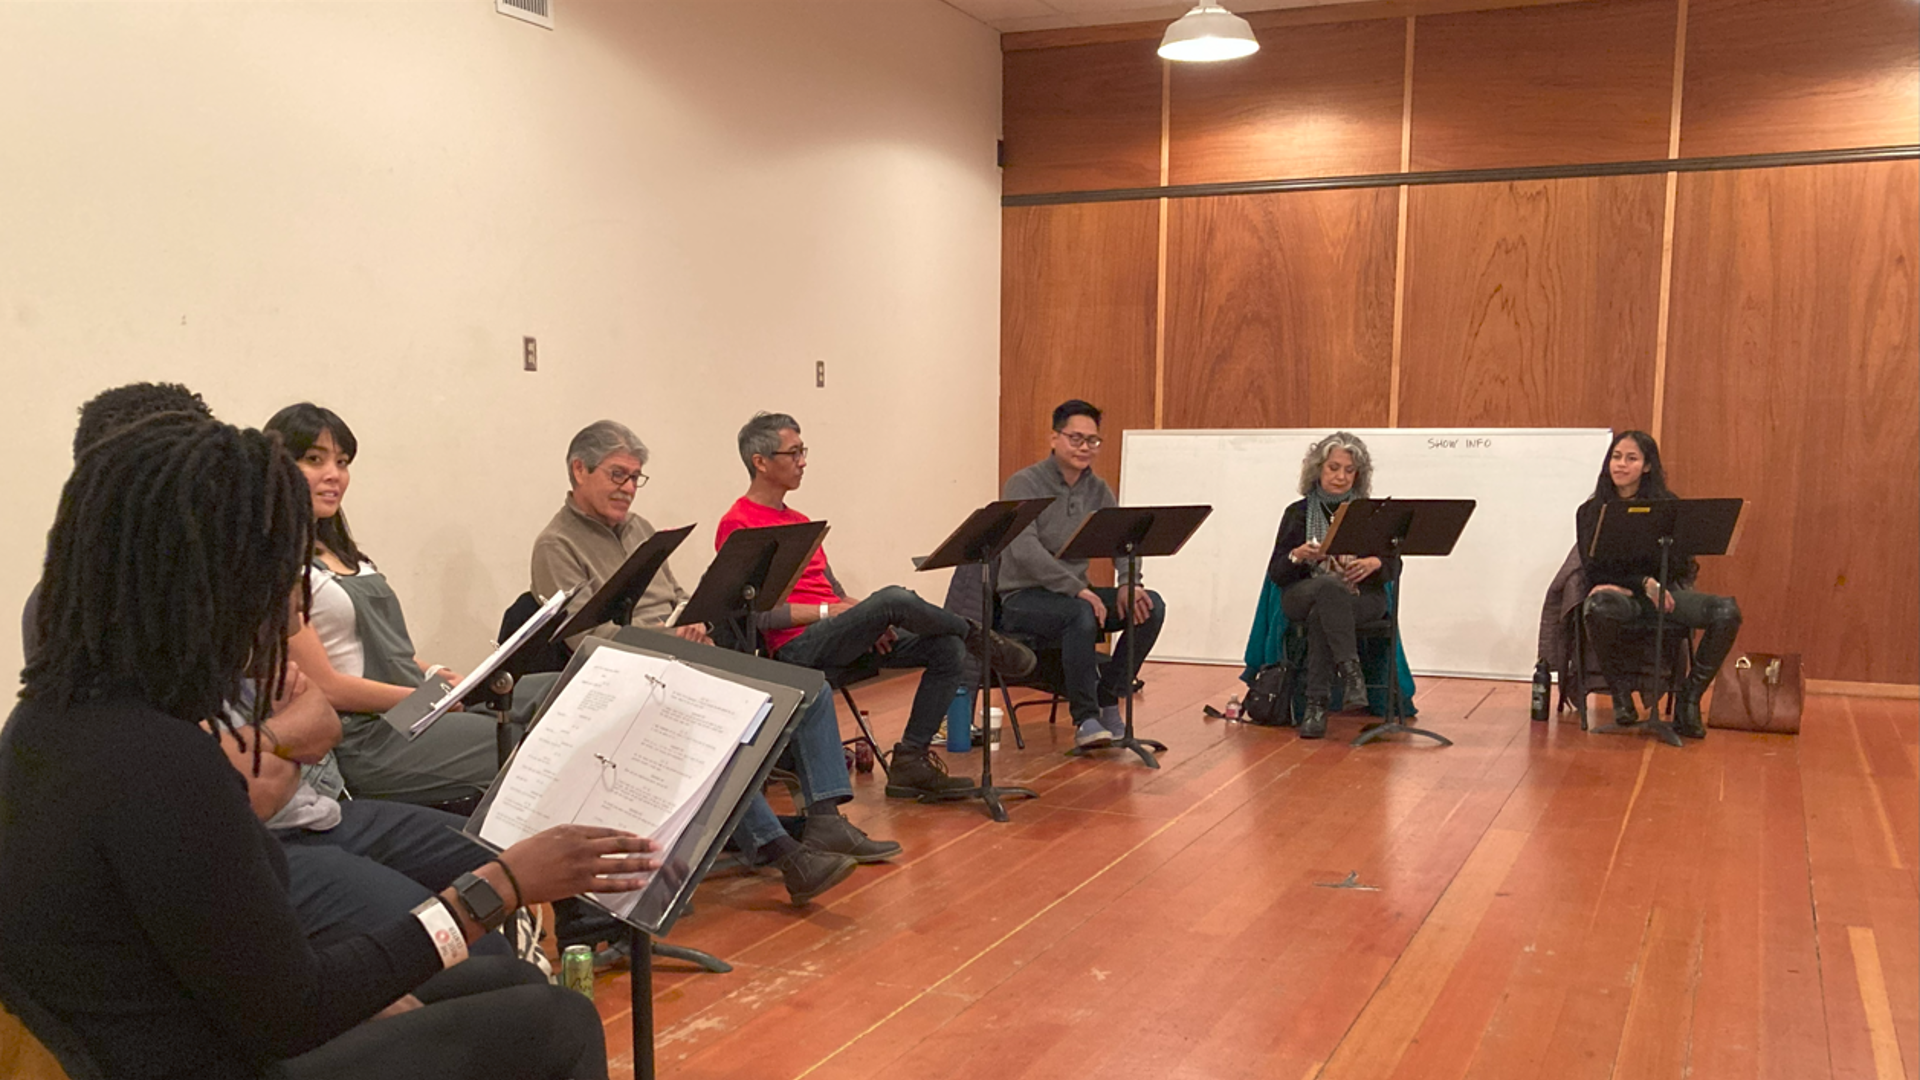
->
[384, 585, 576, 740]
[474, 645, 771, 918]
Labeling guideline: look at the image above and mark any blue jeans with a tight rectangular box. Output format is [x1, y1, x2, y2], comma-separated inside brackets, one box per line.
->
[731, 677, 856, 851]
[999, 586, 1165, 724]
[774, 585, 970, 752]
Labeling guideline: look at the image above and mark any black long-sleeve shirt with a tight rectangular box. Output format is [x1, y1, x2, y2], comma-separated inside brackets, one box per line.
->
[1265, 498, 1402, 593]
[0, 694, 441, 1080]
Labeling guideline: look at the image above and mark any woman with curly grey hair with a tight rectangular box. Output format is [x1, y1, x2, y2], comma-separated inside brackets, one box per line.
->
[1264, 432, 1399, 738]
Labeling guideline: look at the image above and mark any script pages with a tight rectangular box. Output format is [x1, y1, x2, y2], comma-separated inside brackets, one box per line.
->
[475, 645, 771, 918]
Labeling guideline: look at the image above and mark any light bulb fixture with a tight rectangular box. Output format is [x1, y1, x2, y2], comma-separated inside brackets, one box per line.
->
[1157, 1, 1259, 62]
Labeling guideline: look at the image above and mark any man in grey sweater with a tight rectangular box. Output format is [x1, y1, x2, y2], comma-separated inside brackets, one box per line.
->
[998, 400, 1166, 749]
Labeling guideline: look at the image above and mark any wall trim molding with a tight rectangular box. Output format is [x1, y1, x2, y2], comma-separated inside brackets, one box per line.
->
[1002, 144, 1920, 207]
[1807, 680, 1920, 700]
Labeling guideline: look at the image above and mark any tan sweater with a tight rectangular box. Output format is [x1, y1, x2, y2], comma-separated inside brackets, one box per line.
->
[529, 497, 689, 650]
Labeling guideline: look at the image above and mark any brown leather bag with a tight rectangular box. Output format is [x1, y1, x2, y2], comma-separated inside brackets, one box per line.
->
[1707, 652, 1803, 734]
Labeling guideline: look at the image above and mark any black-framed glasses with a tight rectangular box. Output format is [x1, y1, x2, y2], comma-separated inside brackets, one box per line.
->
[599, 464, 649, 489]
[769, 446, 809, 461]
[1057, 433, 1103, 450]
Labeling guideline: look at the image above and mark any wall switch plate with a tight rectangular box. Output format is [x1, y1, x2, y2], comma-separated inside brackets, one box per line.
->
[523, 336, 537, 372]
[816, 360, 825, 388]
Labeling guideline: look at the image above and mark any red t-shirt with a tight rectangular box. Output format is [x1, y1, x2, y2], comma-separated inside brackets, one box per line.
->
[715, 496, 841, 653]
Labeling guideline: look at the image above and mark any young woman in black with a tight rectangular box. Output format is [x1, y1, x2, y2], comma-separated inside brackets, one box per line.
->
[1576, 430, 1742, 738]
[0, 416, 657, 1080]
[1266, 432, 1399, 739]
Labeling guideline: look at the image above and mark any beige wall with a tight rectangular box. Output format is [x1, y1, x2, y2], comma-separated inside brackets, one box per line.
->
[0, 1, 1002, 673]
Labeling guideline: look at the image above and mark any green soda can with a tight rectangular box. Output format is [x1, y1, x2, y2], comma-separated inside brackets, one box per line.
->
[561, 944, 595, 998]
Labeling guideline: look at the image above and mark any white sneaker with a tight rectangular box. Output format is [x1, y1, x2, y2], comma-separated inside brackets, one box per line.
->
[1075, 717, 1115, 748]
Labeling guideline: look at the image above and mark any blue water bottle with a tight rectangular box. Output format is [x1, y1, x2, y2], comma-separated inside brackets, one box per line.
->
[945, 687, 973, 752]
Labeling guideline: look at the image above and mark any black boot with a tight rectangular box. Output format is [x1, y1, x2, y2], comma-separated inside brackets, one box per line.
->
[1336, 661, 1368, 708]
[1673, 679, 1708, 739]
[1299, 703, 1328, 740]
[884, 743, 976, 800]
[1609, 693, 1640, 726]
[801, 813, 903, 863]
[775, 846, 857, 905]
[965, 620, 1037, 678]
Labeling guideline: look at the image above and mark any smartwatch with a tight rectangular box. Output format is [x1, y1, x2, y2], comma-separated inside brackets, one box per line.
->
[451, 871, 508, 931]
[818, 602, 831, 622]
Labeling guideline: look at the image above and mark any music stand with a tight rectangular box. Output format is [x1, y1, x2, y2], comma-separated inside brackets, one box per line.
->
[915, 498, 1056, 821]
[1584, 498, 1744, 748]
[1320, 498, 1476, 747]
[677, 521, 830, 654]
[471, 632, 820, 1080]
[549, 524, 697, 647]
[1056, 505, 1213, 769]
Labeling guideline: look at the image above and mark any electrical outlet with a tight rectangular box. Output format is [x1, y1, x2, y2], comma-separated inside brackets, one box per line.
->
[523, 336, 537, 372]
[815, 360, 825, 388]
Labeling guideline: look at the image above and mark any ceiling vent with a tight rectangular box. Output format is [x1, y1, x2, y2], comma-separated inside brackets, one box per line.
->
[496, 0, 553, 30]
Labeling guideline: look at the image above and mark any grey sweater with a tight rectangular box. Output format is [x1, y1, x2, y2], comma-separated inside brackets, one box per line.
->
[997, 458, 1138, 596]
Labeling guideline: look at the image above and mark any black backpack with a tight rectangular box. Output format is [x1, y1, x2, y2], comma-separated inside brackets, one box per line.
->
[1241, 661, 1296, 726]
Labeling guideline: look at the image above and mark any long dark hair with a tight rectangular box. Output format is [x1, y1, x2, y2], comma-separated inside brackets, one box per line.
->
[1589, 429, 1677, 504]
[264, 402, 368, 567]
[24, 416, 312, 736]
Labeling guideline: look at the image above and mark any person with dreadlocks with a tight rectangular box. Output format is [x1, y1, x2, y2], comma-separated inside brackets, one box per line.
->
[20, 381, 215, 651]
[23, 385, 528, 962]
[265, 402, 556, 811]
[0, 416, 656, 1080]
[1265, 431, 1402, 740]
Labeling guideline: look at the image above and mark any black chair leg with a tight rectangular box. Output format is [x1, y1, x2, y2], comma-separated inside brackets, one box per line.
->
[994, 674, 1027, 750]
[837, 686, 889, 776]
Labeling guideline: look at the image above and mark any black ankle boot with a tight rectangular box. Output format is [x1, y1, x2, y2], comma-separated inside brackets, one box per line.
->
[1299, 703, 1328, 740]
[1673, 681, 1708, 739]
[1610, 694, 1640, 725]
[1336, 661, 1368, 708]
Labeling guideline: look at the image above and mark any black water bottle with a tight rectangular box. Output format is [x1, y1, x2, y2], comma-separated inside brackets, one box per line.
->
[1530, 660, 1551, 722]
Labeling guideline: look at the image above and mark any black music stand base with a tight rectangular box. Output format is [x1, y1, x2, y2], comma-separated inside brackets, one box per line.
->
[1585, 535, 1686, 751]
[1589, 717, 1684, 748]
[1067, 734, 1167, 769]
[1064, 550, 1164, 770]
[1352, 720, 1453, 748]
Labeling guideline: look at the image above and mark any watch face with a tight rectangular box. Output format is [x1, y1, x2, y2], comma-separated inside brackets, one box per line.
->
[456, 872, 506, 924]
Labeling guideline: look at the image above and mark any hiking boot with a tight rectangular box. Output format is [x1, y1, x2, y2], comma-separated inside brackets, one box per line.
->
[1299, 703, 1328, 740]
[885, 743, 976, 800]
[801, 814, 903, 864]
[965, 620, 1037, 678]
[1336, 661, 1368, 708]
[776, 847, 857, 905]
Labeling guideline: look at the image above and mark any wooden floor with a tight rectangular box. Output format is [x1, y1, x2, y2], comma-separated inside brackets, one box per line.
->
[588, 664, 1919, 1080]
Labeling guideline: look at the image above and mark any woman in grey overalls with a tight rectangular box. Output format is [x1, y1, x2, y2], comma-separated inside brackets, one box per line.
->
[270, 403, 549, 809]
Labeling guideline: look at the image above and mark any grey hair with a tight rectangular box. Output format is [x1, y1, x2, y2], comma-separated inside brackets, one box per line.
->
[566, 420, 648, 485]
[738, 411, 800, 478]
[1298, 431, 1373, 497]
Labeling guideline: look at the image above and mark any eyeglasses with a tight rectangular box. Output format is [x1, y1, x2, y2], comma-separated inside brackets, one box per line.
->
[598, 464, 649, 489]
[1056, 433, 1103, 450]
[768, 446, 809, 461]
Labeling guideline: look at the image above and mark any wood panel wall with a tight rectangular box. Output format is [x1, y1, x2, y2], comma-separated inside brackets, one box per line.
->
[998, 0, 1920, 682]
[1661, 161, 1920, 683]
[1000, 202, 1159, 490]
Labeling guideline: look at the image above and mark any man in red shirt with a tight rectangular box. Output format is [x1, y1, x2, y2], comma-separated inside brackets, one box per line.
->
[718, 413, 1036, 801]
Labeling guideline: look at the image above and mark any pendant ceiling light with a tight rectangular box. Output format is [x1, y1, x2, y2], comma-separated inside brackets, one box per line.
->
[1157, 1, 1260, 62]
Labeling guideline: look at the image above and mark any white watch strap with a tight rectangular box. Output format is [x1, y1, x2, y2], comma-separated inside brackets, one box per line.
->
[411, 897, 469, 969]
[818, 602, 830, 622]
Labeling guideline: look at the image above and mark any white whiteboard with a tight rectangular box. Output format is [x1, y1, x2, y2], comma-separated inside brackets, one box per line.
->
[1118, 428, 1614, 680]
